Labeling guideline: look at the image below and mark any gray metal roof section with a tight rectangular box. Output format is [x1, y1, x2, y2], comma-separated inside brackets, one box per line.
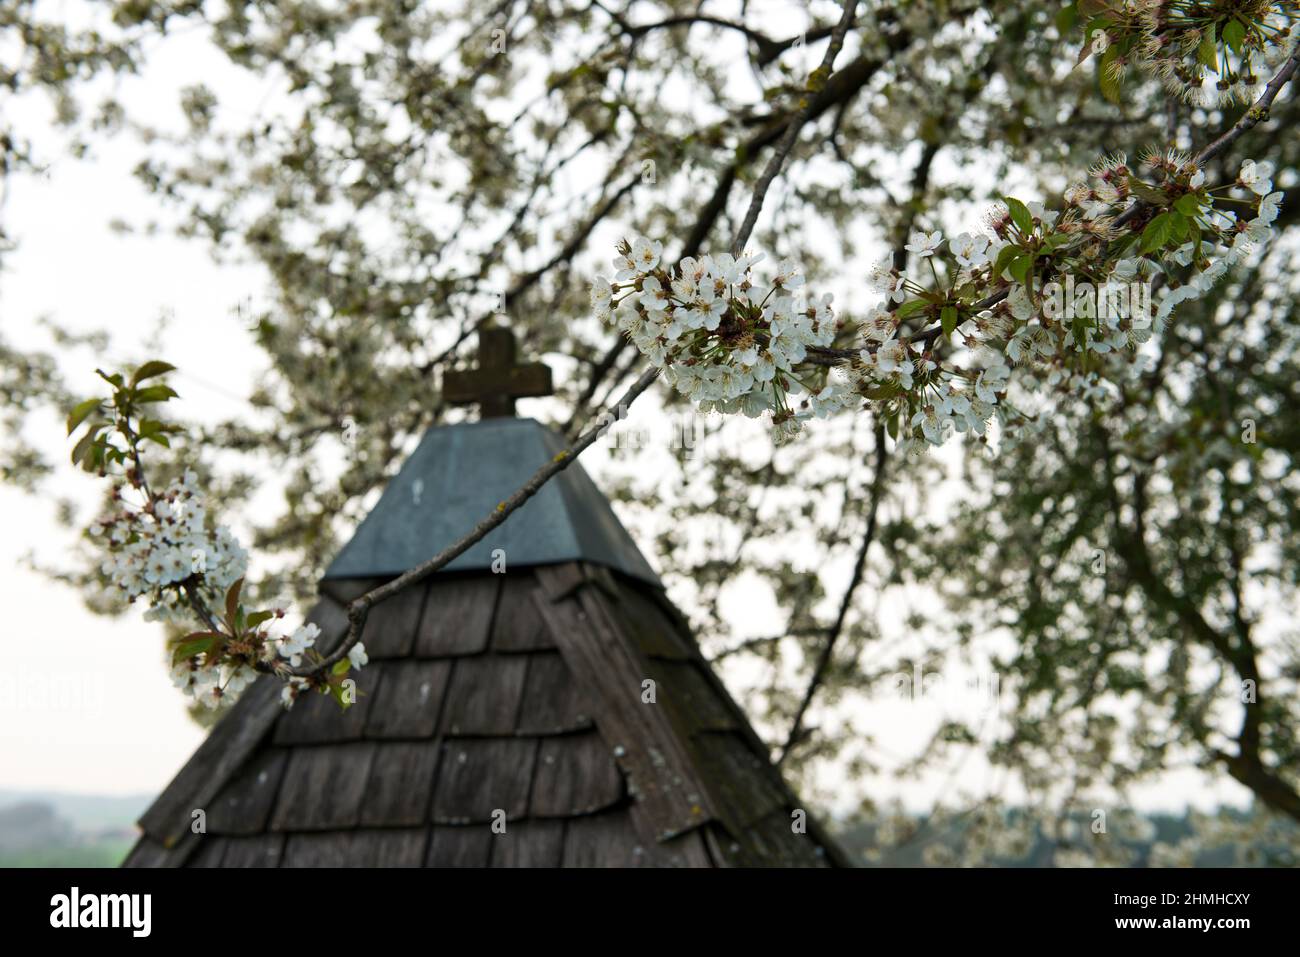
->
[323, 417, 662, 586]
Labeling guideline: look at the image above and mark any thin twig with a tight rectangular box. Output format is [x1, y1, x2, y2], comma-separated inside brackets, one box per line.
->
[730, 0, 859, 257]
[1113, 40, 1299, 232]
[1195, 42, 1300, 167]
[777, 419, 887, 764]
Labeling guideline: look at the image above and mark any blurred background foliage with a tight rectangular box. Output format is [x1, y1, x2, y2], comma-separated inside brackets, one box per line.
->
[2, 0, 1298, 864]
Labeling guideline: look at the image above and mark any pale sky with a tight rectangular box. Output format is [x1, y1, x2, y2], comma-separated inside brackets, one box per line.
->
[0, 4, 1253, 819]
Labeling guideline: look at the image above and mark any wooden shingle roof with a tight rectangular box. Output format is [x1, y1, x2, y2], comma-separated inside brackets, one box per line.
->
[123, 562, 848, 867]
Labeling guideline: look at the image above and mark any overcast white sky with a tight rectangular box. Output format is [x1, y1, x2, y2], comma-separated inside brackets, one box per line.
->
[0, 4, 1254, 820]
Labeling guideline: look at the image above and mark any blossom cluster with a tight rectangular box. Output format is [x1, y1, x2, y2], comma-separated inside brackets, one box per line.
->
[93, 469, 247, 616]
[89, 469, 367, 710]
[595, 155, 1281, 453]
[591, 239, 856, 435]
[167, 617, 370, 711]
[854, 153, 1281, 449]
[1085, 1, 1299, 108]
[1150, 159, 1283, 320]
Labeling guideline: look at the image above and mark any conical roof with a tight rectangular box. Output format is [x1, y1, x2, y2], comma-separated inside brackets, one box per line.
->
[324, 417, 660, 586]
[123, 415, 848, 868]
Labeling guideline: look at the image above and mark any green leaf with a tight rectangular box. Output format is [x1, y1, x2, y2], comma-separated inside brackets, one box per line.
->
[331, 659, 352, 676]
[1008, 254, 1034, 285]
[1174, 194, 1202, 217]
[992, 243, 1021, 280]
[225, 578, 244, 627]
[1076, 16, 1111, 65]
[66, 398, 102, 436]
[171, 633, 222, 664]
[1169, 211, 1190, 243]
[1004, 197, 1034, 235]
[132, 384, 179, 404]
[246, 610, 275, 629]
[1128, 177, 1170, 205]
[137, 419, 173, 446]
[70, 428, 101, 466]
[862, 382, 902, 400]
[895, 299, 929, 319]
[1198, 24, 1218, 71]
[1222, 19, 1244, 55]
[129, 360, 177, 387]
[1140, 212, 1175, 254]
[1099, 44, 1122, 103]
[940, 305, 959, 338]
[1054, 5, 1077, 37]
[1072, 316, 1089, 348]
[329, 679, 355, 710]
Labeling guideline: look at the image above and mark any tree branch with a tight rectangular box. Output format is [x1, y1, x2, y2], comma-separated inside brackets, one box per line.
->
[731, 0, 859, 256]
[778, 420, 887, 763]
[805, 39, 1300, 367]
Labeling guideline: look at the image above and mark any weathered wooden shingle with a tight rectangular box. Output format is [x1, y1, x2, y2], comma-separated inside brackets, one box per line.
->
[272, 663, 384, 745]
[738, 806, 830, 867]
[215, 834, 285, 868]
[653, 829, 716, 868]
[431, 738, 537, 824]
[281, 833, 353, 868]
[603, 582, 696, 660]
[530, 732, 624, 818]
[415, 576, 500, 656]
[532, 561, 589, 602]
[363, 660, 450, 739]
[643, 659, 738, 734]
[561, 811, 652, 868]
[303, 595, 353, 655]
[489, 573, 555, 651]
[488, 819, 564, 867]
[514, 652, 594, 735]
[121, 836, 173, 868]
[206, 748, 288, 835]
[532, 570, 712, 840]
[688, 731, 786, 831]
[359, 581, 428, 658]
[318, 577, 385, 606]
[427, 825, 493, 867]
[188, 838, 226, 867]
[270, 743, 377, 831]
[438, 654, 528, 735]
[283, 829, 427, 867]
[359, 741, 441, 827]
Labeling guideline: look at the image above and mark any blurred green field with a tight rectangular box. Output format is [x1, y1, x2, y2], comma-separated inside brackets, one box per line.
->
[0, 838, 133, 868]
[0, 792, 144, 868]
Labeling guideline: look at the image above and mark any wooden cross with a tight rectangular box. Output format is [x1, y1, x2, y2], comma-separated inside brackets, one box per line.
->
[442, 324, 553, 418]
